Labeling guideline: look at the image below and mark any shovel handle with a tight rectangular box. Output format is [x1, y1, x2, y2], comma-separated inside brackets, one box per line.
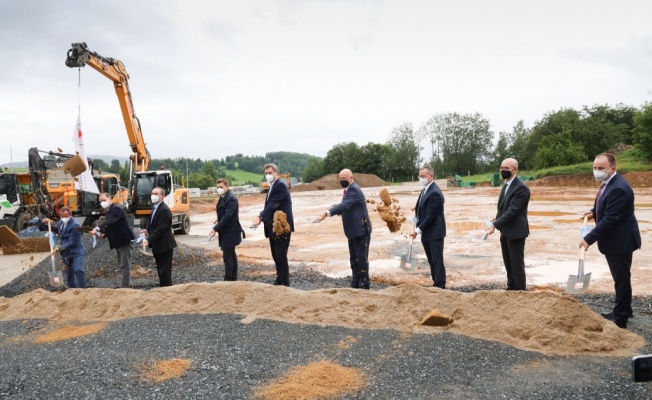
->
[579, 245, 585, 261]
[583, 215, 589, 227]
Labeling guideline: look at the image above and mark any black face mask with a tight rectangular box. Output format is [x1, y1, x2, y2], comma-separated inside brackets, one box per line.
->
[500, 170, 512, 179]
[340, 179, 349, 188]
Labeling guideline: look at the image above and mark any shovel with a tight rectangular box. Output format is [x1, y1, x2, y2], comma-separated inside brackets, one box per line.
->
[566, 216, 592, 294]
[47, 221, 64, 287]
[399, 219, 417, 272]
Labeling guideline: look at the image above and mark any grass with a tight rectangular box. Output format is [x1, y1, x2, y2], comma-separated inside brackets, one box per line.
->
[223, 169, 263, 185]
[458, 148, 652, 182]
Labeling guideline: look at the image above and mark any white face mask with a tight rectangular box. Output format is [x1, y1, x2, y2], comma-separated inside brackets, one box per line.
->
[265, 174, 274, 183]
[100, 200, 111, 209]
[593, 170, 609, 182]
[60, 217, 71, 223]
[217, 188, 225, 196]
[151, 194, 161, 204]
[418, 177, 429, 186]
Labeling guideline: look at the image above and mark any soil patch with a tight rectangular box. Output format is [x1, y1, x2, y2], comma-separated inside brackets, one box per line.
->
[529, 171, 652, 188]
[254, 360, 366, 400]
[33, 323, 106, 343]
[0, 283, 643, 357]
[139, 358, 192, 383]
[309, 174, 387, 190]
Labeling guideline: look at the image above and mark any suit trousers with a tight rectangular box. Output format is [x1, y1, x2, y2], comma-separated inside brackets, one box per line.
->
[348, 233, 371, 289]
[422, 238, 446, 289]
[500, 235, 526, 290]
[115, 244, 132, 288]
[62, 254, 86, 289]
[222, 247, 238, 281]
[153, 249, 174, 287]
[269, 233, 291, 285]
[605, 253, 633, 319]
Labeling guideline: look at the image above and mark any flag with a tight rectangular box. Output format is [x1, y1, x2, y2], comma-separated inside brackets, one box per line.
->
[72, 109, 100, 194]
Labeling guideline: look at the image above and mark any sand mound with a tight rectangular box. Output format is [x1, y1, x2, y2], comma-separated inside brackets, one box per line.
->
[0, 283, 643, 356]
[254, 360, 365, 400]
[140, 358, 191, 383]
[34, 323, 106, 343]
[309, 174, 387, 190]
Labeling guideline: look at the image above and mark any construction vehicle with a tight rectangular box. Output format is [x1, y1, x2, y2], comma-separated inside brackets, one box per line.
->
[0, 148, 124, 232]
[260, 173, 292, 194]
[65, 42, 191, 234]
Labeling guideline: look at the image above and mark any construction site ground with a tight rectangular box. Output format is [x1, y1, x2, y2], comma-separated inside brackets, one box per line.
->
[181, 180, 652, 295]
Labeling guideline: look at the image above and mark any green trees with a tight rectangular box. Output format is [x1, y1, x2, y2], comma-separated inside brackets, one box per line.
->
[633, 103, 652, 159]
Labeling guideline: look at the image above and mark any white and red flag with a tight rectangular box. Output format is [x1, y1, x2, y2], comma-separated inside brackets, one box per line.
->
[72, 109, 100, 194]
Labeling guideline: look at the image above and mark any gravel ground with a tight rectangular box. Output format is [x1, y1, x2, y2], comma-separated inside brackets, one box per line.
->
[1, 237, 652, 399]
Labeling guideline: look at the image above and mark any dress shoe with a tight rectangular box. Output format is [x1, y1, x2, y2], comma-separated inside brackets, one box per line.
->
[604, 314, 628, 329]
[601, 312, 613, 319]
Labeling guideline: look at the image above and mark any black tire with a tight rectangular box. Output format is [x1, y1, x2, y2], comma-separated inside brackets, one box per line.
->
[13, 210, 32, 233]
[178, 215, 190, 235]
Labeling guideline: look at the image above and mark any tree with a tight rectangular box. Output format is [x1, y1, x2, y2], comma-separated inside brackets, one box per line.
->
[358, 142, 394, 180]
[93, 158, 109, 172]
[322, 142, 362, 174]
[188, 172, 214, 189]
[387, 122, 419, 181]
[534, 131, 586, 169]
[301, 157, 324, 182]
[110, 159, 121, 173]
[633, 103, 652, 160]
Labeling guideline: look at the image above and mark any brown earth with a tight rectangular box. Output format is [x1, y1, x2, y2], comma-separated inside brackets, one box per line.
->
[529, 171, 652, 188]
[139, 358, 192, 383]
[298, 173, 387, 191]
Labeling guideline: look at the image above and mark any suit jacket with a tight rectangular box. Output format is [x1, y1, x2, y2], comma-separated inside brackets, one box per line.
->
[260, 179, 294, 238]
[329, 182, 372, 240]
[97, 204, 135, 249]
[145, 202, 177, 254]
[213, 190, 244, 249]
[415, 182, 446, 241]
[584, 173, 641, 255]
[42, 218, 85, 257]
[493, 176, 530, 240]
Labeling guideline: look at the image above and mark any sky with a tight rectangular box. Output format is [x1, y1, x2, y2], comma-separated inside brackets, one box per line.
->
[1, 0, 651, 164]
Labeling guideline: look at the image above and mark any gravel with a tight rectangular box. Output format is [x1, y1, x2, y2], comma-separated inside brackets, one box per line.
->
[1, 237, 651, 399]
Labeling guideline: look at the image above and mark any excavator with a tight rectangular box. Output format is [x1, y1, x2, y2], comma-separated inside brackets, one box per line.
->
[65, 42, 191, 234]
[260, 173, 292, 194]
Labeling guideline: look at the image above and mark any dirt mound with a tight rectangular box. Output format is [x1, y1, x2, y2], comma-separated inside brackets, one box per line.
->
[529, 171, 652, 188]
[0, 283, 643, 357]
[309, 174, 387, 190]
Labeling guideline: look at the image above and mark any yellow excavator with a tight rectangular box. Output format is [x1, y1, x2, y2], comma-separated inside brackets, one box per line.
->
[65, 42, 191, 233]
[260, 173, 292, 194]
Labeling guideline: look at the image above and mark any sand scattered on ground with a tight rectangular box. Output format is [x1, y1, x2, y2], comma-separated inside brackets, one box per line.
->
[33, 323, 107, 343]
[139, 358, 192, 383]
[0, 282, 643, 356]
[254, 360, 365, 400]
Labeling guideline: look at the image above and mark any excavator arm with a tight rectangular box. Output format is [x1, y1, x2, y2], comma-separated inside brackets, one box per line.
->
[65, 42, 150, 173]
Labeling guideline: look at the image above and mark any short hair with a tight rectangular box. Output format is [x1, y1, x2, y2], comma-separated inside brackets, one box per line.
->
[153, 186, 165, 196]
[595, 153, 616, 166]
[216, 178, 229, 186]
[59, 207, 72, 214]
[420, 166, 434, 176]
[99, 192, 110, 199]
[264, 163, 278, 173]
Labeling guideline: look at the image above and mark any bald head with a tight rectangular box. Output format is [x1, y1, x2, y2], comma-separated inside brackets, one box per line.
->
[500, 158, 518, 180]
[339, 169, 353, 180]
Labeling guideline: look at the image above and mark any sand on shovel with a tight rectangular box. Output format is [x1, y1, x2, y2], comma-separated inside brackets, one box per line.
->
[0, 283, 644, 357]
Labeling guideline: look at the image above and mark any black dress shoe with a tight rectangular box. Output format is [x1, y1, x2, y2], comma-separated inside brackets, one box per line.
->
[605, 315, 628, 329]
[601, 312, 613, 319]
[272, 280, 281, 285]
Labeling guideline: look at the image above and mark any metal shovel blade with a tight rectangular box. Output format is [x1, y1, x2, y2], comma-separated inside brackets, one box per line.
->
[566, 258, 591, 294]
[48, 256, 63, 287]
[481, 230, 489, 240]
[399, 241, 417, 272]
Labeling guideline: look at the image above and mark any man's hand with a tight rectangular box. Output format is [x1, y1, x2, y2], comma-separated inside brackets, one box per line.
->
[142, 239, 149, 247]
[42, 218, 51, 225]
[409, 231, 417, 239]
[209, 230, 216, 237]
[579, 240, 589, 250]
[487, 225, 496, 235]
[140, 229, 148, 235]
[319, 212, 328, 222]
[253, 217, 261, 227]
[582, 211, 594, 220]
[89, 228, 98, 236]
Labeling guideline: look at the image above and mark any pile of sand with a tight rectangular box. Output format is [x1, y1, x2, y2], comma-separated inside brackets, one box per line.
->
[308, 174, 387, 190]
[254, 360, 365, 400]
[0, 283, 643, 357]
[370, 188, 406, 232]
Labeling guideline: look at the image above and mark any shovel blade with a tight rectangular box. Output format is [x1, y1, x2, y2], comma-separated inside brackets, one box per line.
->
[399, 255, 417, 272]
[566, 272, 592, 294]
[48, 270, 64, 287]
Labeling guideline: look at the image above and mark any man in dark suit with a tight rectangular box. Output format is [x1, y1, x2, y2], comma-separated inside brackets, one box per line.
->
[90, 192, 135, 288]
[319, 169, 372, 289]
[410, 166, 446, 288]
[487, 158, 530, 290]
[210, 178, 244, 281]
[253, 163, 294, 286]
[143, 186, 177, 287]
[580, 153, 641, 329]
[41, 207, 86, 288]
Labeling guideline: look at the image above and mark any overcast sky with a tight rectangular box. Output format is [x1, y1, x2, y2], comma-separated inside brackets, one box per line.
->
[1, 0, 651, 164]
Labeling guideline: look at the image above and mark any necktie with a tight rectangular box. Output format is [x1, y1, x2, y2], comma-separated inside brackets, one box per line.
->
[343, 189, 346, 197]
[496, 183, 507, 218]
[416, 187, 426, 222]
[595, 182, 607, 219]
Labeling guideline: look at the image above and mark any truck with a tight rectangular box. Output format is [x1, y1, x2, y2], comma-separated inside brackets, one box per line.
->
[65, 42, 191, 234]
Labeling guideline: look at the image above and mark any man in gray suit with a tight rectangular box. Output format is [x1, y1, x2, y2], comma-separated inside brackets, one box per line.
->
[319, 169, 372, 289]
[487, 158, 531, 290]
[410, 166, 446, 288]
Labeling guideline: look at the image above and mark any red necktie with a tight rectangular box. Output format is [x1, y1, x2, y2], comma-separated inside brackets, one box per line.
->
[343, 189, 346, 197]
[595, 182, 606, 218]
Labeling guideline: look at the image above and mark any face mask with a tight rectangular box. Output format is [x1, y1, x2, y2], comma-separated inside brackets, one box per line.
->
[265, 174, 274, 183]
[340, 179, 349, 188]
[100, 200, 111, 209]
[60, 217, 71, 223]
[593, 170, 609, 182]
[500, 170, 512, 179]
[151, 195, 160, 204]
[217, 188, 225, 196]
[418, 177, 429, 186]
